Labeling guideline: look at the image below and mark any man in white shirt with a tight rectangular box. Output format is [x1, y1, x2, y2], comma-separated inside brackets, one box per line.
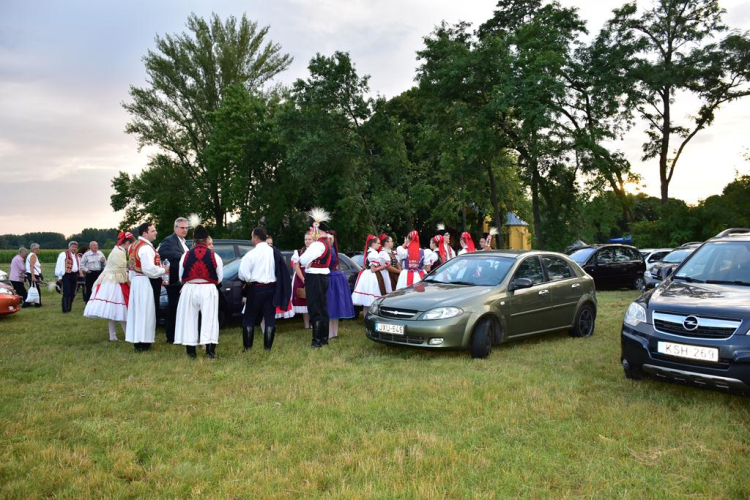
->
[80, 240, 106, 303]
[55, 241, 83, 313]
[298, 223, 332, 348]
[239, 227, 278, 351]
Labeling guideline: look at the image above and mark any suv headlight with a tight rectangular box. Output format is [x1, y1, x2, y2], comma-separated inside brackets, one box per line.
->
[623, 302, 647, 327]
[421, 307, 463, 320]
[368, 298, 383, 316]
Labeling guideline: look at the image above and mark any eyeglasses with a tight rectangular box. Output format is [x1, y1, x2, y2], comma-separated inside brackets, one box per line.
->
[177, 226, 188, 230]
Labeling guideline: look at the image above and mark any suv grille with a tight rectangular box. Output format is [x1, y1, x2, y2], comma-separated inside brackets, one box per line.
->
[652, 312, 741, 339]
[379, 307, 419, 320]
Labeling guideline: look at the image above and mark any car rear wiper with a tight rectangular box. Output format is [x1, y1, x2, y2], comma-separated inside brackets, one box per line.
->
[705, 280, 750, 286]
[673, 275, 704, 283]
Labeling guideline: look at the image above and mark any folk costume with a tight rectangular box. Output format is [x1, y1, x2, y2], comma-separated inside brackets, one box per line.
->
[396, 231, 428, 290]
[326, 231, 355, 339]
[83, 232, 133, 341]
[297, 208, 332, 348]
[175, 226, 223, 358]
[458, 232, 477, 255]
[291, 247, 309, 316]
[352, 236, 388, 307]
[428, 235, 448, 270]
[125, 235, 165, 351]
[54, 247, 83, 313]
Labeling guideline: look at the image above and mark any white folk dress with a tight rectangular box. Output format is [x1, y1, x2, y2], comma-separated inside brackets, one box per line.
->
[125, 238, 165, 344]
[83, 245, 129, 322]
[352, 249, 388, 307]
[395, 246, 429, 290]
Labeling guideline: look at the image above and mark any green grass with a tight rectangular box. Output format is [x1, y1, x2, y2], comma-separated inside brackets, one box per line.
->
[1, 265, 749, 498]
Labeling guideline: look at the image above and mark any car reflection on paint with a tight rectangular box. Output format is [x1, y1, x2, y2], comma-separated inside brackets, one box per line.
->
[364, 250, 597, 358]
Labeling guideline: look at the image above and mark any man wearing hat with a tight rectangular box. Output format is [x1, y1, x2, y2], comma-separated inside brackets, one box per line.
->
[238, 227, 291, 351]
[54, 241, 83, 313]
[298, 214, 332, 348]
[174, 224, 223, 359]
[126, 222, 167, 352]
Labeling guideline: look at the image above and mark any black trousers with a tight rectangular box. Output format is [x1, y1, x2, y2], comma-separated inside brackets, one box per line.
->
[62, 272, 78, 311]
[25, 272, 42, 306]
[83, 270, 102, 302]
[166, 284, 181, 343]
[305, 274, 329, 325]
[243, 283, 277, 329]
[11, 280, 27, 303]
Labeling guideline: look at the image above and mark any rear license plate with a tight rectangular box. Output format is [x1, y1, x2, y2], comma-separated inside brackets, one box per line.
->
[657, 341, 718, 362]
[375, 322, 405, 335]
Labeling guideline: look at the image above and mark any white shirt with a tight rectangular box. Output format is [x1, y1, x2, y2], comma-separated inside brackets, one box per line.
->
[443, 243, 456, 260]
[26, 253, 41, 275]
[55, 251, 80, 278]
[80, 250, 106, 273]
[179, 249, 224, 283]
[129, 237, 166, 280]
[238, 241, 276, 283]
[179, 236, 189, 253]
[458, 248, 467, 256]
[298, 240, 330, 275]
[425, 248, 440, 267]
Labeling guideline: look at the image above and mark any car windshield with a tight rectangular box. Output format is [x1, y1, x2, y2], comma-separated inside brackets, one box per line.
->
[423, 256, 515, 286]
[662, 249, 693, 263]
[568, 248, 596, 264]
[674, 241, 750, 284]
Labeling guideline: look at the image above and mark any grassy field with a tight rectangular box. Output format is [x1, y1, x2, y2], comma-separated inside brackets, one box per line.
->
[1, 264, 749, 498]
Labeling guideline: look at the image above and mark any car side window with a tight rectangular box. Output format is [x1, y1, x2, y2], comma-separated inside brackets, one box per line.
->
[596, 248, 614, 264]
[613, 248, 630, 262]
[542, 255, 574, 281]
[237, 244, 253, 257]
[338, 257, 350, 271]
[627, 248, 641, 261]
[514, 257, 545, 285]
[213, 245, 236, 263]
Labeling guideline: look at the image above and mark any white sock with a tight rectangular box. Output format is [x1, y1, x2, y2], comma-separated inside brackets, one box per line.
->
[304, 313, 310, 329]
[108, 321, 118, 341]
[120, 321, 127, 334]
[329, 319, 339, 339]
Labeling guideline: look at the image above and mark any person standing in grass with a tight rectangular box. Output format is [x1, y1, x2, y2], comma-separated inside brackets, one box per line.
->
[9, 247, 28, 306]
[25, 243, 43, 307]
[80, 240, 106, 303]
[54, 241, 83, 313]
[84, 232, 134, 341]
[298, 209, 332, 348]
[325, 229, 355, 339]
[157, 216, 190, 344]
[126, 222, 167, 352]
[175, 225, 223, 359]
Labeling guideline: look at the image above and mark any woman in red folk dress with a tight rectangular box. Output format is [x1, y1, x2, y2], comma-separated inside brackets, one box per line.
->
[458, 232, 477, 255]
[351, 235, 388, 307]
[395, 230, 428, 290]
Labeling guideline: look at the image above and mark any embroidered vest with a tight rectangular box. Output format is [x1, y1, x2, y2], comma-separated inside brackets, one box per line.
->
[310, 237, 332, 269]
[405, 249, 425, 271]
[128, 239, 160, 274]
[181, 244, 219, 284]
[64, 251, 78, 273]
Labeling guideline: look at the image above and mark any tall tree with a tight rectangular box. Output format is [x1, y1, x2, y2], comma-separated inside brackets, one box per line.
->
[606, 0, 750, 203]
[115, 13, 292, 230]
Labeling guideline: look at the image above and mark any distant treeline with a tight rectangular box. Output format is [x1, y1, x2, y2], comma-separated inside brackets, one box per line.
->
[0, 228, 120, 251]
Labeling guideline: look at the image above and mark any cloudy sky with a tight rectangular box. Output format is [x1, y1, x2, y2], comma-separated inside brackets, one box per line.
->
[1, 0, 749, 236]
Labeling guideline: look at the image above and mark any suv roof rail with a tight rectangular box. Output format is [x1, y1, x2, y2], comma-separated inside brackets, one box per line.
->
[713, 228, 750, 238]
[677, 241, 702, 248]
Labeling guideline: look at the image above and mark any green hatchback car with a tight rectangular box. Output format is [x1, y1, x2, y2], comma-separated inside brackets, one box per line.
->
[365, 250, 597, 358]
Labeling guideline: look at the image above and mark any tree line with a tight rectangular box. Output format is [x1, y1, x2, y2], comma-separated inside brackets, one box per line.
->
[111, 1, 750, 252]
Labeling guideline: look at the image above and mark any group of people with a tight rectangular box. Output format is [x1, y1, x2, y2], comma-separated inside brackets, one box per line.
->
[7, 213, 492, 359]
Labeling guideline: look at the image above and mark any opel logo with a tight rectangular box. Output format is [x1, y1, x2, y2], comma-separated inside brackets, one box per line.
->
[683, 316, 700, 331]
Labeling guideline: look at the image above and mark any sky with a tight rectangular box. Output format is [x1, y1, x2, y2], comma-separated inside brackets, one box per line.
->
[1, 0, 749, 236]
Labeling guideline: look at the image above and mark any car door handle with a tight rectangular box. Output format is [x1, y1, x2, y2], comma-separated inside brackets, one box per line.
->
[538, 289, 549, 295]
[571, 283, 580, 288]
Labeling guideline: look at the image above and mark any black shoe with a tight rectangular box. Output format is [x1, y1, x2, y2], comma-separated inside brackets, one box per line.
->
[320, 321, 330, 346]
[243, 326, 254, 351]
[311, 321, 323, 348]
[134, 343, 142, 352]
[264, 326, 276, 350]
[186, 346, 197, 358]
[206, 344, 216, 359]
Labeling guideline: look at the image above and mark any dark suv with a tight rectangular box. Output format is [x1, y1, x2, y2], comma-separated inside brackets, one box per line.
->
[568, 244, 646, 290]
[621, 229, 750, 394]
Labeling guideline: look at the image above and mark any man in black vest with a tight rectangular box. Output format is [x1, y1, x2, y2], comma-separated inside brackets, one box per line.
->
[157, 217, 190, 343]
[298, 223, 332, 348]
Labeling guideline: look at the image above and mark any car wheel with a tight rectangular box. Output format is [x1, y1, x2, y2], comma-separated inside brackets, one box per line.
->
[632, 275, 645, 290]
[623, 359, 645, 380]
[470, 318, 493, 359]
[570, 303, 595, 338]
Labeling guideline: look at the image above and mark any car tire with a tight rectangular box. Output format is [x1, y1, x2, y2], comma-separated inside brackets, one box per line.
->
[623, 361, 645, 380]
[470, 318, 493, 359]
[569, 303, 595, 338]
[632, 275, 645, 290]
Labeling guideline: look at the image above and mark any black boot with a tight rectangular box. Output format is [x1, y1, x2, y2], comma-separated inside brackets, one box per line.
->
[311, 321, 323, 348]
[264, 326, 276, 350]
[186, 345, 197, 358]
[206, 343, 216, 359]
[243, 326, 254, 351]
[320, 321, 329, 346]
[61, 297, 67, 313]
[134, 342, 142, 352]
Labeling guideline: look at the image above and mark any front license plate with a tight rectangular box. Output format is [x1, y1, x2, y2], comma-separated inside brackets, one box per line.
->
[375, 322, 405, 335]
[657, 341, 719, 362]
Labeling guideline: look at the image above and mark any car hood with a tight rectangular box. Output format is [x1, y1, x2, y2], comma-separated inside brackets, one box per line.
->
[380, 281, 496, 311]
[645, 279, 750, 317]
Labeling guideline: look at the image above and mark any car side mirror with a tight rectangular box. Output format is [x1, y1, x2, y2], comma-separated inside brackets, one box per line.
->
[644, 281, 657, 291]
[509, 278, 533, 291]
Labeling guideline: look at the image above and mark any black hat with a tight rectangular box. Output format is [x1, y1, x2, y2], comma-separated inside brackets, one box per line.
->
[193, 225, 209, 240]
[318, 221, 330, 232]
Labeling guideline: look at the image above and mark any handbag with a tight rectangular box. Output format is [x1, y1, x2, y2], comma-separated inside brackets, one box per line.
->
[296, 287, 306, 299]
[26, 283, 40, 304]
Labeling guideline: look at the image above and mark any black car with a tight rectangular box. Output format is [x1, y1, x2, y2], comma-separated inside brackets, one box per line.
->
[621, 229, 750, 394]
[643, 244, 701, 289]
[158, 249, 362, 327]
[568, 244, 646, 290]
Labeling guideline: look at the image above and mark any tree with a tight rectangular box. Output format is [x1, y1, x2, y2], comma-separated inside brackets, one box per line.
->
[606, 0, 750, 203]
[115, 13, 292, 230]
